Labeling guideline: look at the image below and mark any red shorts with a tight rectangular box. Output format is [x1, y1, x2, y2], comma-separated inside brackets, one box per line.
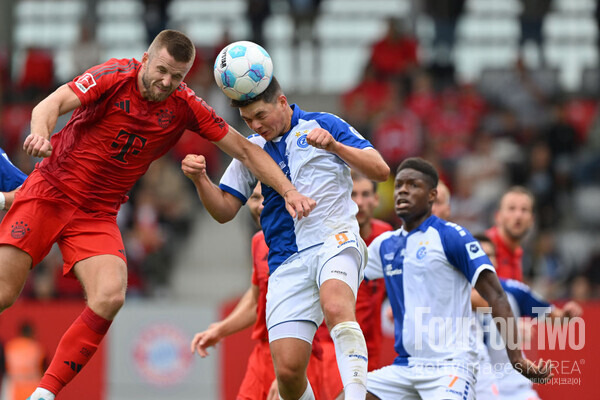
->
[237, 341, 275, 400]
[319, 340, 343, 399]
[0, 170, 126, 277]
[237, 340, 324, 400]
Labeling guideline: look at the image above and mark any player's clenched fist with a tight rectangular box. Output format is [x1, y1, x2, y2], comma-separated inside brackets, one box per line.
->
[181, 154, 207, 181]
[23, 133, 53, 158]
[306, 127, 338, 152]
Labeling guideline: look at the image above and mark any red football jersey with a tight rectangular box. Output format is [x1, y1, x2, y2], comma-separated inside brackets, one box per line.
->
[485, 226, 524, 281]
[38, 58, 228, 213]
[250, 230, 270, 341]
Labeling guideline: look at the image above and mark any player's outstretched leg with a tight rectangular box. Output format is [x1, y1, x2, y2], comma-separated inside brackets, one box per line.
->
[33, 306, 113, 397]
[320, 249, 368, 400]
[29, 255, 126, 398]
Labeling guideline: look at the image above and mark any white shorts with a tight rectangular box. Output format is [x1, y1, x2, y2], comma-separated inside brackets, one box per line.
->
[367, 362, 477, 400]
[475, 336, 499, 399]
[476, 361, 500, 399]
[265, 230, 366, 336]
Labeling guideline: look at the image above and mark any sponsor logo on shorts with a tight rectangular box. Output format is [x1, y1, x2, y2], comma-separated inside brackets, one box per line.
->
[74, 73, 96, 93]
[330, 269, 348, 276]
[11, 221, 30, 239]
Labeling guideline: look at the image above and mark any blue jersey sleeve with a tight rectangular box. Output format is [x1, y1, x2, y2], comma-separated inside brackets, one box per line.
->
[500, 279, 552, 318]
[315, 113, 373, 150]
[0, 148, 27, 192]
[439, 221, 496, 286]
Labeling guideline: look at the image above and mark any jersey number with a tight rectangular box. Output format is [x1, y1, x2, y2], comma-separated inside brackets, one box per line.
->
[335, 232, 349, 245]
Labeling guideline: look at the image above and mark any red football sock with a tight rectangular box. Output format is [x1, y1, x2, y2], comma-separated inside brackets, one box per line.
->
[39, 306, 112, 395]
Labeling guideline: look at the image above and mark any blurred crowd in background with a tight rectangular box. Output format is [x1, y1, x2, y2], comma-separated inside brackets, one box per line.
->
[0, 0, 599, 302]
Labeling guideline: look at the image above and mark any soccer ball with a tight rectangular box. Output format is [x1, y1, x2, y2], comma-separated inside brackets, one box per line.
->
[214, 41, 273, 101]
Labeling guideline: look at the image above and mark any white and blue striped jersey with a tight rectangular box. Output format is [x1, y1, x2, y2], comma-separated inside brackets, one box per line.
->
[365, 215, 495, 365]
[0, 147, 27, 192]
[219, 104, 374, 274]
[485, 279, 552, 394]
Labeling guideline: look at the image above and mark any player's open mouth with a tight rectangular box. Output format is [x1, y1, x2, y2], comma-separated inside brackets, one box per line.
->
[396, 199, 410, 209]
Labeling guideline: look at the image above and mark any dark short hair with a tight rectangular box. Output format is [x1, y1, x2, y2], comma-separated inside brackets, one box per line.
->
[148, 29, 195, 63]
[473, 233, 494, 248]
[231, 76, 282, 107]
[396, 157, 438, 189]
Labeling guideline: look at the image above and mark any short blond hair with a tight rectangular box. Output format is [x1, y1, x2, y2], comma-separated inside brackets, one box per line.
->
[148, 29, 195, 63]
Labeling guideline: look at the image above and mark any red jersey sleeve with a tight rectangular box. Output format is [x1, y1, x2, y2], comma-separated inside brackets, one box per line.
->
[67, 58, 138, 106]
[179, 84, 229, 142]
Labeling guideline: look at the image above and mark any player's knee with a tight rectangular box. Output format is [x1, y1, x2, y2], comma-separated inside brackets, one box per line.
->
[88, 287, 125, 317]
[0, 289, 19, 313]
[0, 278, 24, 312]
[322, 301, 351, 328]
[275, 363, 305, 389]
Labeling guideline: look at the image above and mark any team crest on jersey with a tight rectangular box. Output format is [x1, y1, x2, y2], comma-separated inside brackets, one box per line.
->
[11, 221, 30, 239]
[74, 73, 96, 93]
[156, 109, 174, 128]
[416, 246, 427, 260]
[297, 134, 309, 148]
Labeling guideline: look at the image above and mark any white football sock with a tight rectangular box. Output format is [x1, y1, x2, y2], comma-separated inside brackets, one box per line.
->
[298, 381, 315, 400]
[28, 388, 55, 400]
[279, 381, 315, 400]
[330, 321, 368, 400]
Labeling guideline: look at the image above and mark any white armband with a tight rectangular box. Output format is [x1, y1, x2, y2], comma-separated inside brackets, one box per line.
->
[0, 192, 5, 210]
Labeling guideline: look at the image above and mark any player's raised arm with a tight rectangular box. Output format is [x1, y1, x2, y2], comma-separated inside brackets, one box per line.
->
[306, 127, 390, 182]
[181, 153, 243, 223]
[25, 84, 82, 158]
[474, 269, 553, 383]
[213, 126, 316, 219]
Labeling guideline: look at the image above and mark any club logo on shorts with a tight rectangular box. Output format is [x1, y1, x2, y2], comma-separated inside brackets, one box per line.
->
[156, 109, 174, 128]
[11, 221, 30, 239]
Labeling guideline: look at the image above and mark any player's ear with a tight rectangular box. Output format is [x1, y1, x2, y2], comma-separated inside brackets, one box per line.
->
[428, 187, 437, 204]
[277, 94, 287, 108]
[141, 52, 149, 65]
